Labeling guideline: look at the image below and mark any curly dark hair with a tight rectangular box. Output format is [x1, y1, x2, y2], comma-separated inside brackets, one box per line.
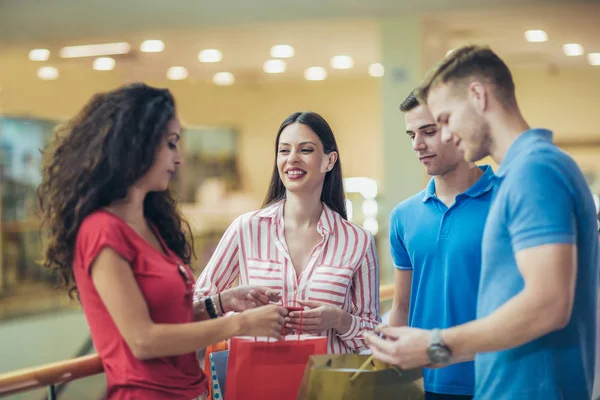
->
[37, 82, 194, 299]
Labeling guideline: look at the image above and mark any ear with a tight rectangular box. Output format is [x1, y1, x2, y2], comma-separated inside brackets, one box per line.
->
[325, 151, 338, 172]
[468, 81, 488, 114]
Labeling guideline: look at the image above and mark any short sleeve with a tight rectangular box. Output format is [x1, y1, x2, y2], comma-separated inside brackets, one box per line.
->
[389, 208, 412, 270]
[507, 159, 577, 252]
[76, 213, 137, 276]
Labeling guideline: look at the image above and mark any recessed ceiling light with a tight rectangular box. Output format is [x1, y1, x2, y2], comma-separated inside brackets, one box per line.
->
[331, 55, 354, 70]
[263, 59, 286, 74]
[588, 53, 600, 66]
[525, 30, 548, 43]
[140, 40, 165, 53]
[199, 49, 222, 63]
[213, 72, 234, 86]
[563, 43, 584, 57]
[60, 42, 131, 58]
[167, 66, 188, 80]
[37, 66, 59, 80]
[304, 67, 327, 81]
[93, 57, 115, 71]
[368, 63, 384, 77]
[270, 45, 295, 58]
[28, 49, 50, 61]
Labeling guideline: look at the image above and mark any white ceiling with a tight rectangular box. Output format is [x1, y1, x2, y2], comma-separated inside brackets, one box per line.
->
[426, 4, 600, 69]
[0, 1, 599, 83]
[0, 0, 591, 43]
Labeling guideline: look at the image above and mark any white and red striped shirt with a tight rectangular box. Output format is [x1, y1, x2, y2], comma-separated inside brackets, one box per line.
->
[194, 200, 380, 353]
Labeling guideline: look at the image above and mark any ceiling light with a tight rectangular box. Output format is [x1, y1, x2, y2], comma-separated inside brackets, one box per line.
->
[331, 55, 354, 70]
[60, 42, 131, 58]
[28, 49, 50, 61]
[167, 66, 188, 80]
[263, 59, 286, 74]
[140, 40, 165, 53]
[588, 53, 600, 66]
[93, 57, 115, 71]
[270, 45, 295, 58]
[213, 72, 234, 86]
[37, 66, 59, 80]
[525, 30, 548, 43]
[368, 63, 384, 77]
[304, 67, 327, 81]
[199, 49, 222, 63]
[562, 43, 584, 57]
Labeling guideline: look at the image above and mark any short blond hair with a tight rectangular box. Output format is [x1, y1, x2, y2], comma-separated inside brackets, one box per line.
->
[416, 45, 517, 110]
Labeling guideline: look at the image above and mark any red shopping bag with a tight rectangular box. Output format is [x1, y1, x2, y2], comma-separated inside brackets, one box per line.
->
[225, 335, 328, 400]
[225, 306, 328, 400]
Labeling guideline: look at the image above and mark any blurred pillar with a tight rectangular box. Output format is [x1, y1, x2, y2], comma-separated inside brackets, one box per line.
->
[377, 16, 426, 285]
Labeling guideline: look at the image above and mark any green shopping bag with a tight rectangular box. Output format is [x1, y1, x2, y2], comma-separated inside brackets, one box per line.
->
[297, 354, 424, 400]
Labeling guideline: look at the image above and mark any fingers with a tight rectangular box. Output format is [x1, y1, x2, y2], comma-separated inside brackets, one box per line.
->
[367, 343, 400, 366]
[272, 305, 288, 317]
[377, 326, 404, 340]
[297, 300, 321, 309]
[265, 290, 281, 302]
[248, 290, 269, 305]
[269, 329, 283, 341]
[284, 322, 321, 333]
[252, 287, 281, 303]
[288, 308, 320, 320]
[364, 331, 390, 351]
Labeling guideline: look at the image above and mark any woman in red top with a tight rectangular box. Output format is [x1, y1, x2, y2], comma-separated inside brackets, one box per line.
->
[37, 83, 288, 400]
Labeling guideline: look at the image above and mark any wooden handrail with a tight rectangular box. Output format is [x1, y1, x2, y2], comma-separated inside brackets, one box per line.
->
[0, 354, 103, 397]
[0, 283, 395, 397]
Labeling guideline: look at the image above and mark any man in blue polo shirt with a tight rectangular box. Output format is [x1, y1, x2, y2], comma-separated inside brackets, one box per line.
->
[366, 45, 598, 400]
[388, 90, 494, 399]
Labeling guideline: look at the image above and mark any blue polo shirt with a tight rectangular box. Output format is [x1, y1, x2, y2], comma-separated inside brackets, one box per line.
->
[477, 129, 599, 399]
[390, 165, 495, 395]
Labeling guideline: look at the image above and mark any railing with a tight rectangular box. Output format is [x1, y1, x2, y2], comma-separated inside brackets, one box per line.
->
[0, 283, 395, 399]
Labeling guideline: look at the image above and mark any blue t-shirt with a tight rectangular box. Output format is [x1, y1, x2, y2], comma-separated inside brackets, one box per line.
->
[477, 129, 599, 399]
[390, 165, 495, 395]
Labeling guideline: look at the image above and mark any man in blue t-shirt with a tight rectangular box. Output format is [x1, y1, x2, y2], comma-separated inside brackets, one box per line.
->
[366, 45, 598, 400]
[388, 90, 494, 400]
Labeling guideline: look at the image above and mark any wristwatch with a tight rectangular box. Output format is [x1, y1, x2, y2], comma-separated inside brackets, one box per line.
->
[427, 329, 452, 364]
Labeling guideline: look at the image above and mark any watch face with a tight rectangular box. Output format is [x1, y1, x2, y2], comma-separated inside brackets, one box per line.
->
[428, 344, 451, 363]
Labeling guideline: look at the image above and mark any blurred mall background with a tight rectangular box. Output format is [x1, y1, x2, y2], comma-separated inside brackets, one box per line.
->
[1, 0, 599, 398]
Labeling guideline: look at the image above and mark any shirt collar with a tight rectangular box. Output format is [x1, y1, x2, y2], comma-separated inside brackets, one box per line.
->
[496, 128, 553, 178]
[422, 164, 495, 202]
[256, 199, 336, 235]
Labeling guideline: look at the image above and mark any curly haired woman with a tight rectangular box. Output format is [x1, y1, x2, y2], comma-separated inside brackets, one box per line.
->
[37, 83, 287, 400]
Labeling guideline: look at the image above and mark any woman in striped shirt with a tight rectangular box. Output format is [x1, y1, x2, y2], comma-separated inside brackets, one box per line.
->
[194, 111, 380, 353]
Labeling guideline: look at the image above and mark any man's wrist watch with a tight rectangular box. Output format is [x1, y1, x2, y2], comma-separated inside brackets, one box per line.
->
[427, 329, 452, 364]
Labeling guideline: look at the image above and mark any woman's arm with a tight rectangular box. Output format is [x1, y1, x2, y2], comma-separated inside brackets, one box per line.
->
[194, 219, 242, 308]
[336, 234, 381, 350]
[92, 247, 287, 360]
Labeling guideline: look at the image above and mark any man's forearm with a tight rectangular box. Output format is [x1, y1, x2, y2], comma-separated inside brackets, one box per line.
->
[441, 289, 569, 359]
[389, 305, 409, 327]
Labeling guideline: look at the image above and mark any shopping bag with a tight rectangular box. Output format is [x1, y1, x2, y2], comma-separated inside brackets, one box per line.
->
[225, 335, 328, 400]
[209, 350, 229, 400]
[297, 353, 425, 400]
[203, 341, 228, 399]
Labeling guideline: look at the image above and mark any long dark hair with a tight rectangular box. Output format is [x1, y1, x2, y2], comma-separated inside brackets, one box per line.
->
[37, 82, 194, 299]
[262, 111, 347, 220]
